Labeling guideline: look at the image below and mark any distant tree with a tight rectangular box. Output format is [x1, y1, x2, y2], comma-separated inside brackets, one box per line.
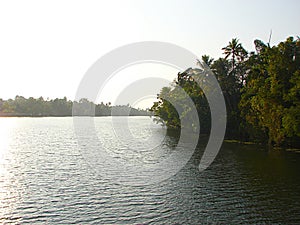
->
[0, 98, 3, 111]
[0, 96, 149, 117]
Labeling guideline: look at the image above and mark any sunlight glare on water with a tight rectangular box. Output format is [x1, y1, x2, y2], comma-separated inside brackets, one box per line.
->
[0, 118, 21, 223]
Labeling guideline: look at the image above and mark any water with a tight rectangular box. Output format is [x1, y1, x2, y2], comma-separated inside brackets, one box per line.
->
[0, 117, 300, 224]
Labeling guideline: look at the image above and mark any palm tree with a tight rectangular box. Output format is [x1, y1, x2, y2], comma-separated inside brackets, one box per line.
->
[199, 55, 214, 67]
[222, 38, 247, 73]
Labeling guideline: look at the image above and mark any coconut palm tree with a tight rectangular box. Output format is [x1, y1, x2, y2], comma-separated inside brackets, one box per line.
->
[222, 38, 247, 73]
[199, 55, 214, 67]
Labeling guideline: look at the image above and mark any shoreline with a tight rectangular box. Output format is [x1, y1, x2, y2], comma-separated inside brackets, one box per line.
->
[224, 139, 300, 152]
[0, 113, 151, 117]
[1, 115, 298, 151]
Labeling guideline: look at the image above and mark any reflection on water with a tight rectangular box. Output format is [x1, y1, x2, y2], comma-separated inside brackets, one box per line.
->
[0, 117, 300, 224]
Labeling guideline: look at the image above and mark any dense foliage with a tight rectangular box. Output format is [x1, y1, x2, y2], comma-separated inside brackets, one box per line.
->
[0, 96, 149, 117]
[151, 37, 300, 147]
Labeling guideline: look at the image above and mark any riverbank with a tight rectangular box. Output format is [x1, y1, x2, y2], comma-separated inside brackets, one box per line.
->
[224, 139, 300, 152]
[0, 112, 151, 117]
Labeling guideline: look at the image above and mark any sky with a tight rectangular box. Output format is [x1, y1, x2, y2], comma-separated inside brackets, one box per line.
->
[0, 0, 299, 108]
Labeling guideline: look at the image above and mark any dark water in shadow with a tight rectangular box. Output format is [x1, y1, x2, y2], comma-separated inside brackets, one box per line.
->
[0, 117, 299, 224]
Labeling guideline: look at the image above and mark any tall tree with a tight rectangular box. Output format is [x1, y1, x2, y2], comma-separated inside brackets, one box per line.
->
[222, 38, 247, 73]
[240, 37, 300, 146]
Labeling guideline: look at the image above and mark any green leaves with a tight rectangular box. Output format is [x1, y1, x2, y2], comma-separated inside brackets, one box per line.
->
[151, 68, 211, 132]
[152, 36, 300, 147]
[240, 37, 300, 146]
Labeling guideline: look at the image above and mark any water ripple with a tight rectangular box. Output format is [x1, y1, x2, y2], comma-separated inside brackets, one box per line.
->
[0, 117, 300, 224]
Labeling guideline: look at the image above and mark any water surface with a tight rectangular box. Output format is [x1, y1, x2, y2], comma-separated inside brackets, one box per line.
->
[0, 117, 300, 224]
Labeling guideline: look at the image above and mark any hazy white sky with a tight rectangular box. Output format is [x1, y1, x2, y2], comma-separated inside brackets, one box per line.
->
[0, 0, 299, 108]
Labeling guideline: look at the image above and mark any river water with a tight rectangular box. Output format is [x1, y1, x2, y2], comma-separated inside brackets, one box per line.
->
[0, 117, 300, 224]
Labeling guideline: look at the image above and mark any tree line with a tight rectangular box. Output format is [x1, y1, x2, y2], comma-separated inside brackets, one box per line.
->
[151, 37, 300, 147]
[0, 96, 150, 117]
